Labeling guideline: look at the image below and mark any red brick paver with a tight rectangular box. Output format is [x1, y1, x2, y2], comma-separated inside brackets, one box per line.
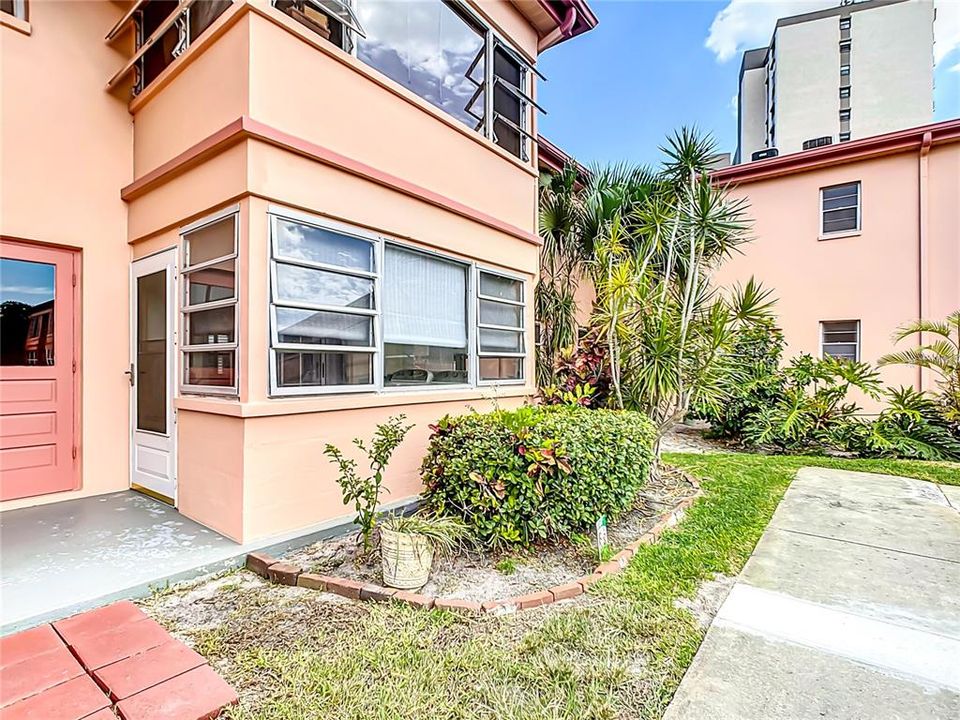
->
[93, 640, 205, 701]
[0, 643, 84, 707]
[115, 665, 237, 720]
[0, 601, 237, 720]
[0, 674, 109, 720]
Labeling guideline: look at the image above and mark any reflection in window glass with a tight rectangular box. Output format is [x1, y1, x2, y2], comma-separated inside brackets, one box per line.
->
[493, 45, 523, 157]
[358, 0, 485, 130]
[0, 258, 55, 366]
[275, 219, 374, 272]
[480, 356, 521, 381]
[187, 306, 235, 345]
[184, 350, 235, 387]
[185, 260, 235, 305]
[479, 272, 521, 301]
[275, 265, 373, 309]
[276, 308, 373, 347]
[186, 215, 236, 266]
[277, 351, 372, 387]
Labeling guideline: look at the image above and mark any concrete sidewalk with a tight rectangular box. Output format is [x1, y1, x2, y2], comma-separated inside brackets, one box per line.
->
[664, 467, 960, 720]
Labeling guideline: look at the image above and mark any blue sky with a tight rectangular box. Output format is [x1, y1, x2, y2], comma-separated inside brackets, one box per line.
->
[0, 259, 55, 306]
[538, 0, 960, 168]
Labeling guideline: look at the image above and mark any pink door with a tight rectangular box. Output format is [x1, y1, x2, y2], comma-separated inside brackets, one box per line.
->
[0, 240, 78, 501]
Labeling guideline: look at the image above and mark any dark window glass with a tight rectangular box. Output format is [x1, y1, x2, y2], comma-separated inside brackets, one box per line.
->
[186, 306, 235, 345]
[186, 215, 235, 266]
[277, 351, 372, 387]
[184, 350, 235, 387]
[822, 182, 859, 234]
[357, 0, 486, 130]
[0, 1, 25, 20]
[137, 271, 167, 432]
[0, 258, 55, 366]
[493, 45, 523, 157]
[822, 321, 859, 361]
[139, 0, 232, 90]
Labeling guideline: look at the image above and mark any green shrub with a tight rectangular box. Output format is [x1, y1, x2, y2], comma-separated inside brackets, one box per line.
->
[420, 405, 655, 547]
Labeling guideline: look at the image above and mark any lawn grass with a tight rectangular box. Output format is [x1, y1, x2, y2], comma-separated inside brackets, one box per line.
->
[151, 453, 957, 720]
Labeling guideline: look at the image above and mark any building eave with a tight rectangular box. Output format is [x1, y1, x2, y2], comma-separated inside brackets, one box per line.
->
[713, 119, 960, 185]
[534, 0, 599, 50]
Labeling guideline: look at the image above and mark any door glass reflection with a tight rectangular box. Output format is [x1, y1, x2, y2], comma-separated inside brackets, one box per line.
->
[0, 258, 55, 366]
[137, 271, 167, 434]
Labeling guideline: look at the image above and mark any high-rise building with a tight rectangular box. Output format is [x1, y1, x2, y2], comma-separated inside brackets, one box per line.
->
[735, 0, 934, 163]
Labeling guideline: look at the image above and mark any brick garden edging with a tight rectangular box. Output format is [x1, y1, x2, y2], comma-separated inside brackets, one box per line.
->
[246, 482, 702, 616]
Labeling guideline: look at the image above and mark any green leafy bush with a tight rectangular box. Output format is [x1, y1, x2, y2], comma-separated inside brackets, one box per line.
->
[420, 405, 655, 547]
[540, 329, 612, 408]
[741, 354, 881, 452]
[845, 386, 960, 461]
[697, 320, 786, 437]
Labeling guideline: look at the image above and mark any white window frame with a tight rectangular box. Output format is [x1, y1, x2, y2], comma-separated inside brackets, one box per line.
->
[266, 206, 527, 396]
[820, 320, 860, 362]
[475, 266, 526, 386]
[819, 181, 861, 238]
[179, 204, 240, 396]
[268, 208, 381, 397]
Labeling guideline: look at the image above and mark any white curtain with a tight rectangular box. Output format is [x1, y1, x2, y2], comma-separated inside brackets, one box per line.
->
[384, 247, 466, 348]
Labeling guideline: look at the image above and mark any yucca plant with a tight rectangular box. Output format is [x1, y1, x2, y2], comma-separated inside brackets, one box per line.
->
[878, 311, 960, 430]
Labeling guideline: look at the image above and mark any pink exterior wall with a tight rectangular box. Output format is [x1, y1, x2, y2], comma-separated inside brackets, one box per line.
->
[0, 1, 132, 511]
[118, 1, 543, 542]
[713, 133, 960, 411]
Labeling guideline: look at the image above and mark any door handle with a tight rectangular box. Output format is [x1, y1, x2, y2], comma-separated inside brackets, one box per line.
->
[125, 363, 135, 387]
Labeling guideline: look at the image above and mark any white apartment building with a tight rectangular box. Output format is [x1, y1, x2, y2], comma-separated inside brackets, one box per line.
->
[735, 0, 934, 163]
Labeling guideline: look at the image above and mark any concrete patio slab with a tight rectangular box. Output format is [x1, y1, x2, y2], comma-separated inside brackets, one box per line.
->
[941, 483, 960, 510]
[1, 490, 407, 635]
[664, 467, 960, 720]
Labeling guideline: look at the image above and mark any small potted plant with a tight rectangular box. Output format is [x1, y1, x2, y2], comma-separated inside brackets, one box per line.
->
[379, 512, 468, 589]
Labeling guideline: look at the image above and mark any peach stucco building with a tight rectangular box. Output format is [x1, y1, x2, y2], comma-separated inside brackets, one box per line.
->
[712, 119, 960, 410]
[0, 0, 597, 542]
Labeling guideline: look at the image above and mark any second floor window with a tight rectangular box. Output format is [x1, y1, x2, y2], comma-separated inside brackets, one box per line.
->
[0, 0, 26, 20]
[820, 181, 860, 236]
[274, 0, 539, 162]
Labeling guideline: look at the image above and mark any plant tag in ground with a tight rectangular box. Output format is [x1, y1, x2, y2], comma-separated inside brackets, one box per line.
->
[596, 515, 608, 558]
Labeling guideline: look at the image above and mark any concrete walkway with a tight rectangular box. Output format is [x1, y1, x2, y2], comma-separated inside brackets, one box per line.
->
[665, 467, 960, 720]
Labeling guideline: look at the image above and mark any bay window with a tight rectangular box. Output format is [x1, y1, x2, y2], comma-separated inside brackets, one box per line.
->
[181, 209, 238, 394]
[268, 209, 526, 395]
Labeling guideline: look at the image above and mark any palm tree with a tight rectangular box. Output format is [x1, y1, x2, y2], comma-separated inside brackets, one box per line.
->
[878, 311, 960, 426]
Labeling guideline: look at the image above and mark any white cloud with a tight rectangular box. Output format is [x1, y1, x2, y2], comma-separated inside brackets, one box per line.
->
[706, 0, 959, 68]
[729, 92, 739, 119]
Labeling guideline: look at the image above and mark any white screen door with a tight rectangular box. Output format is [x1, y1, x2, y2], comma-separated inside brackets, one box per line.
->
[130, 249, 177, 503]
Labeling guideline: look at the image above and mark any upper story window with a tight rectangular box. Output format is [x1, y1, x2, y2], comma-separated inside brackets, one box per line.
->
[820, 181, 860, 236]
[274, 0, 540, 162]
[267, 208, 526, 395]
[181, 208, 239, 395]
[0, 0, 26, 20]
[821, 320, 860, 361]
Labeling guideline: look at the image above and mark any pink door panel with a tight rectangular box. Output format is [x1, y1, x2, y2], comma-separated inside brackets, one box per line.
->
[0, 240, 78, 501]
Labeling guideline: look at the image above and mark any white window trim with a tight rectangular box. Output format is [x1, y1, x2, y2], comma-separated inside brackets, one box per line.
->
[820, 320, 861, 362]
[179, 205, 241, 396]
[819, 181, 861, 240]
[3, 0, 26, 20]
[476, 265, 526, 386]
[266, 206, 527, 397]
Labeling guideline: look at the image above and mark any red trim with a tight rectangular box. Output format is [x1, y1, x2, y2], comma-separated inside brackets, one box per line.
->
[537, 134, 588, 179]
[537, 0, 598, 45]
[120, 117, 541, 246]
[713, 119, 960, 184]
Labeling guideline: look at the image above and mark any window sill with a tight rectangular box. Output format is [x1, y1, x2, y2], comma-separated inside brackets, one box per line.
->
[819, 230, 861, 241]
[175, 384, 533, 418]
[1, 13, 31, 35]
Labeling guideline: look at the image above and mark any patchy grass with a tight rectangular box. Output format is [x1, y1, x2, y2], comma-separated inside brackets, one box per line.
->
[144, 453, 957, 720]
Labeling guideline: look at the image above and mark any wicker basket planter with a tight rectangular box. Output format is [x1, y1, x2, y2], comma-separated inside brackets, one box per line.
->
[380, 527, 435, 589]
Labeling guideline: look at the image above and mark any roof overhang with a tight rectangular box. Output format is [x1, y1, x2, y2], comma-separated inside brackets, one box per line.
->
[712, 119, 960, 185]
[511, 0, 599, 52]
